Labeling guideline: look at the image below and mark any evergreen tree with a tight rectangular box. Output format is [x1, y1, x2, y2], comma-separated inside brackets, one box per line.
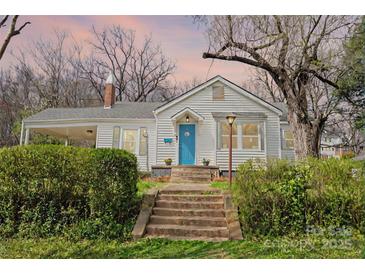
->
[339, 17, 365, 128]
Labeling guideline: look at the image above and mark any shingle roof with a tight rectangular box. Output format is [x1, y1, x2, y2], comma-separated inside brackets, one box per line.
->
[272, 102, 288, 122]
[24, 102, 163, 122]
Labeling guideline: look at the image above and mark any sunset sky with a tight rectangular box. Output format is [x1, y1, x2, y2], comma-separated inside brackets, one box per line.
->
[0, 16, 254, 85]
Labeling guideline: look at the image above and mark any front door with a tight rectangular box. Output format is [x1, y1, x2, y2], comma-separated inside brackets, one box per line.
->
[179, 124, 195, 165]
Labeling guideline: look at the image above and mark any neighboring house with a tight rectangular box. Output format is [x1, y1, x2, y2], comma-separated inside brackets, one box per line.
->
[320, 133, 344, 159]
[320, 131, 365, 159]
[21, 75, 296, 172]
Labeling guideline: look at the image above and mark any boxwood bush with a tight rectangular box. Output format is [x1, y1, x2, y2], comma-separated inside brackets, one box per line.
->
[234, 158, 365, 237]
[0, 145, 138, 240]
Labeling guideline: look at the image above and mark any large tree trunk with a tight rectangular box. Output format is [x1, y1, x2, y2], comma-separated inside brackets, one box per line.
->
[287, 104, 323, 159]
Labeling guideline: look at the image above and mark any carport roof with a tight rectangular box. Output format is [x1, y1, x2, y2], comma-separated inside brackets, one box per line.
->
[24, 102, 163, 122]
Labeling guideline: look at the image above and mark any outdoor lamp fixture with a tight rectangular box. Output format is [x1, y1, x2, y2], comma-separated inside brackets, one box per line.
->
[186, 115, 190, 123]
[86, 129, 93, 135]
[226, 113, 236, 187]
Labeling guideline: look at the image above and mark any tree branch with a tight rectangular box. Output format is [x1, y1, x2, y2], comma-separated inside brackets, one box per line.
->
[0, 16, 9, 28]
[202, 51, 273, 71]
[307, 70, 339, 89]
[0, 16, 31, 61]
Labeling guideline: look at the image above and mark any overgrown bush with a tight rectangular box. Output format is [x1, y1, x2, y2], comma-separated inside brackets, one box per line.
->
[234, 158, 365, 237]
[0, 145, 138, 240]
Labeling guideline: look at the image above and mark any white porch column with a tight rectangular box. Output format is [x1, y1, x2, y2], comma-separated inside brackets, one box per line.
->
[24, 128, 30, 145]
[65, 138, 69, 146]
[20, 121, 24, 145]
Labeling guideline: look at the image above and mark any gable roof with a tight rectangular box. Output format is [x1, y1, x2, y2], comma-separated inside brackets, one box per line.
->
[154, 75, 282, 116]
[272, 102, 288, 122]
[24, 102, 163, 122]
[171, 107, 205, 122]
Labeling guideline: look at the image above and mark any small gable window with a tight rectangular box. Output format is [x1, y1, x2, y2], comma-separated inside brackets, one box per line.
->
[213, 86, 224, 100]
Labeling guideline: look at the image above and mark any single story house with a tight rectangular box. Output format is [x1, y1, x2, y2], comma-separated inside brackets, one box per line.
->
[21, 75, 296, 172]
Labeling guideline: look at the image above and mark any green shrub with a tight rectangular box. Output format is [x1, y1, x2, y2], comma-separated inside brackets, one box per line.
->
[0, 145, 138, 240]
[234, 158, 365, 237]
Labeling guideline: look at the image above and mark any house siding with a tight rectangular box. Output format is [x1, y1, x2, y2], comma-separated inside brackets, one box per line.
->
[96, 120, 156, 171]
[155, 83, 281, 169]
[280, 123, 296, 160]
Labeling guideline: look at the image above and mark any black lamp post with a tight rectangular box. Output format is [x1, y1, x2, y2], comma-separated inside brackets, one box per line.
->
[226, 113, 236, 187]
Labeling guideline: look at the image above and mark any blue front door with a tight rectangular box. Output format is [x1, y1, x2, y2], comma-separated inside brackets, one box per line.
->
[179, 124, 195, 165]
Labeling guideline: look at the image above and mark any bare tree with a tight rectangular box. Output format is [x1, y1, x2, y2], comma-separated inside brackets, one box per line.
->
[20, 31, 97, 108]
[0, 60, 38, 146]
[127, 37, 176, 101]
[249, 70, 285, 103]
[149, 77, 202, 102]
[201, 15, 359, 158]
[75, 25, 176, 102]
[0, 15, 30, 61]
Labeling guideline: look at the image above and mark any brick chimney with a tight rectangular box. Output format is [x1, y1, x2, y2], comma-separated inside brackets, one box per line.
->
[104, 72, 116, 109]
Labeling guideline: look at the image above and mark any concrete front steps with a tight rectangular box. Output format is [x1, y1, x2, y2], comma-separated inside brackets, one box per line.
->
[170, 166, 214, 184]
[146, 190, 228, 241]
[132, 184, 243, 242]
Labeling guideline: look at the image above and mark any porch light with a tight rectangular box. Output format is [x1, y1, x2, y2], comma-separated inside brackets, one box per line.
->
[226, 113, 236, 125]
[86, 129, 93, 135]
[226, 113, 236, 187]
[186, 115, 190, 123]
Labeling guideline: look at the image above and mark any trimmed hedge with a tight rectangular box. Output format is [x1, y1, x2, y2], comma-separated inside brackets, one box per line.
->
[0, 145, 138, 240]
[234, 158, 365, 237]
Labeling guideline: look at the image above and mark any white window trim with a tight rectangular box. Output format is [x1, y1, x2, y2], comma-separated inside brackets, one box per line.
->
[218, 119, 265, 152]
[120, 128, 139, 154]
[219, 121, 238, 150]
[212, 85, 225, 101]
[242, 123, 261, 151]
[283, 129, 294, 150]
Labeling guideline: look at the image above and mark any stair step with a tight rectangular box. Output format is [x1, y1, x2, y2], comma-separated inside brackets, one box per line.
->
[170, 179, 211, 183]
[170, 178, 212, 182]
[145, 235, 228, 242]
[157, 194, 223, 202]
[155, 200, 224, 209]
[171, 177, 211, 180]
[153, 207, 226, 217]
[160, 189, 221, 195]
[171, 173, 211, 178]
[146, 224, 229, 238]
[171, 171, 212, 178]
[150, 215, 227, 227]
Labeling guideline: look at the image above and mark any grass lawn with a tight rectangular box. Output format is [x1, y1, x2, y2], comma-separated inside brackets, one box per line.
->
[2, 179, 363, 259]
[137, 180, 164, 197]
[1, 234, 364, 259]
[210, 181, 230, 190]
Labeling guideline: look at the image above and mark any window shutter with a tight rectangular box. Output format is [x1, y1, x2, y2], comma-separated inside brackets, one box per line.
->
[260, 122, 265, 151]
[280, 128, 285, 150]
[112, 126, 120, 148]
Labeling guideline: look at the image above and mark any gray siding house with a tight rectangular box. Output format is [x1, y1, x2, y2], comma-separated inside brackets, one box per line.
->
[21, 75, 296, 171]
